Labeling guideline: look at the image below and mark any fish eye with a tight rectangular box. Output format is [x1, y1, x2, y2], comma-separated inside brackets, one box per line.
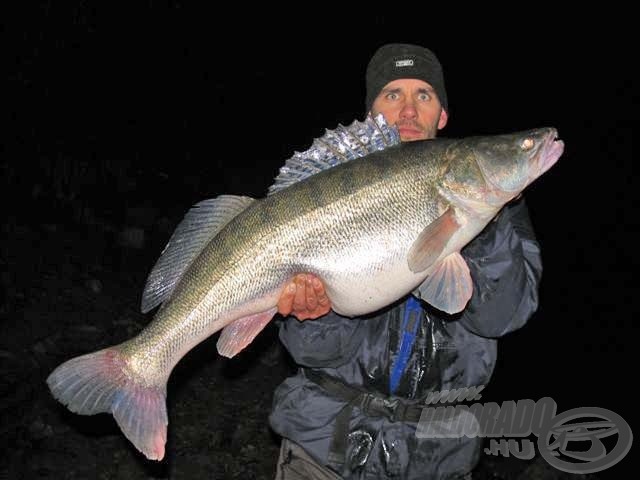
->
[521, 138, 534, 151]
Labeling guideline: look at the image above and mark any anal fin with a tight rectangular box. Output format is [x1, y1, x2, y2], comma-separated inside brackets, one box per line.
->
[216, 307, 278, 358]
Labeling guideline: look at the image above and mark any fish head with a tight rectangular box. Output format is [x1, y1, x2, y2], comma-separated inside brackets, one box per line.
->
[471, 127, 564, 202]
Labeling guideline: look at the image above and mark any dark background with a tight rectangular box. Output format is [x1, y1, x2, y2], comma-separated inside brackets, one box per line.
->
[3, 4, 636, 479]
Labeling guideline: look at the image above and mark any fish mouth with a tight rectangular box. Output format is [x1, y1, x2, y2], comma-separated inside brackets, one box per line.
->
[536, 129, 564, 177]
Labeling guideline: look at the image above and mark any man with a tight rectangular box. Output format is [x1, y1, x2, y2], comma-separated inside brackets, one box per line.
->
[269, 43, 542, 479]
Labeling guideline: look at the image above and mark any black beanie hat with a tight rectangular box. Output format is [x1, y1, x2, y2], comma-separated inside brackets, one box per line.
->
[365, 43, 448, 114]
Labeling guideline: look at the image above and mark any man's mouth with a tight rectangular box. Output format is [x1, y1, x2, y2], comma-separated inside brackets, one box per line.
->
[398, 124, 423, 136]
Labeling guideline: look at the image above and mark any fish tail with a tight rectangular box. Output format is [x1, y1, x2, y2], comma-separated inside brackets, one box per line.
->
[46, 347, 168, 461]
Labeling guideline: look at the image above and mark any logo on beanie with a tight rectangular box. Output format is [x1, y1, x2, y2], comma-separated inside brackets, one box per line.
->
[395, 59, 414, 67]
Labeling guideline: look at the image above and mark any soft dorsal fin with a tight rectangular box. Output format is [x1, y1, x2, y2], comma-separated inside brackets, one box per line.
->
[140, 195, 255, 313]
[267, 113, 400, 195]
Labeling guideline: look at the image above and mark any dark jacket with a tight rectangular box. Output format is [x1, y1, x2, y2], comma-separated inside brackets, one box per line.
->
[269, 198, 542, 479]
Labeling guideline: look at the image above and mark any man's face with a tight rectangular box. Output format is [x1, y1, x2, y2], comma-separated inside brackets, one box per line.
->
[371, 78, 448, 141]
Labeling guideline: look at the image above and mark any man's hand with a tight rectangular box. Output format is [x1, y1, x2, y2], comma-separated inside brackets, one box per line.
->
[277, 274, 331, 321]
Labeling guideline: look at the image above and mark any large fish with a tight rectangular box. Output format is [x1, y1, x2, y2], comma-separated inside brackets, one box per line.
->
[46, 114, 563, 460]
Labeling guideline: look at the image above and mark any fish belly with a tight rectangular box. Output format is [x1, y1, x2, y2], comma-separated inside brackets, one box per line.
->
[297, 229, 424, 317]
[326, 259, 423, 316]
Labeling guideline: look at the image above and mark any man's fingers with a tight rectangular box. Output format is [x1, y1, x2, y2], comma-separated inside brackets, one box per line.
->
[292, 274, 307, 311]
[305, 303, 331, 320]
[311, 277, 330, 308]
[311, 277, 325, 294]
[277, 282, 296, 315]
[305, 276, 318, 310]
[316, 293, 329, 307]
[280, 273, 332, 321]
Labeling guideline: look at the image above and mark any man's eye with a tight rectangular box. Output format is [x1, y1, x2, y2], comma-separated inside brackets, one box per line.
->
[386, 92, 399, 100]
[418, 93, 431, 101]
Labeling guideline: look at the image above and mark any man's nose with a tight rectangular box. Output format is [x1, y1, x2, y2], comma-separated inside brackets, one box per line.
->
[399, 101, 417, 119]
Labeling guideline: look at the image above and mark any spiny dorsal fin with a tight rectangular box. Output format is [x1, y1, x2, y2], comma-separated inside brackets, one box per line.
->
[140, 195, 255, 313]
[267, 113, 400, 195]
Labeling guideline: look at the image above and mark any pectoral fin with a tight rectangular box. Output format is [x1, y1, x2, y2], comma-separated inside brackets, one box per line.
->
[407, 208, 460, 273]
[216, 307, 278, 358]
[415, 252, 473, 314]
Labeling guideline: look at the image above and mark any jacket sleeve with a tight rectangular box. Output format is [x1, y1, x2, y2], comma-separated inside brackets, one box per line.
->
[457, 197, 543, 338]
[276, 311, 366, 368]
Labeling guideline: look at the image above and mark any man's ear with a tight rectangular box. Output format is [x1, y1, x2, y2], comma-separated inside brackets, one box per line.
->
[437, 109, 449, 130]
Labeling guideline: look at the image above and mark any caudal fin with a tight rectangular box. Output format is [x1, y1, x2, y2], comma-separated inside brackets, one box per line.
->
[46, 348, 168, 461]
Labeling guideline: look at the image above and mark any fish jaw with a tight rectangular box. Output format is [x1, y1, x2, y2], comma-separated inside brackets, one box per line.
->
[533, 129, 564, 179]
[467, 128, 564, 201]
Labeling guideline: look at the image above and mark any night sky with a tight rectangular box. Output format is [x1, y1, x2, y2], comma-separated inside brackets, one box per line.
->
[5, 4, 636, 479]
